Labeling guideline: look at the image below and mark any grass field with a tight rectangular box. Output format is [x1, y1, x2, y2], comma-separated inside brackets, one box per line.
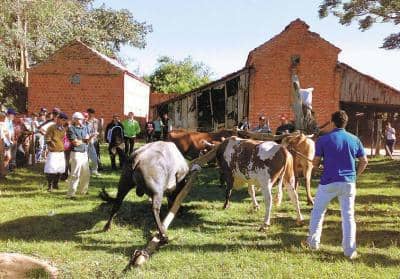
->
[0, 146, 399, 278]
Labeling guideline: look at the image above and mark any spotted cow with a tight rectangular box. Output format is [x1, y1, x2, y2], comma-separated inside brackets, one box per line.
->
[216, 136, 303, 229]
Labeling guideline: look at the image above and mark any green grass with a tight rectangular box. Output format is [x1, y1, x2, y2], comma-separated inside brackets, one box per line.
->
[1, 146, 399, 278]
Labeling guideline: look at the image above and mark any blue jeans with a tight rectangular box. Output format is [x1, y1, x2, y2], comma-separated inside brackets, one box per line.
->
[87, 142, 98, 172]
[307, 182, 356, 257]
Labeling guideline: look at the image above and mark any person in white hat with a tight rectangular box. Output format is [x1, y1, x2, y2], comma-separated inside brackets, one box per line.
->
[66, 112, 90, 199]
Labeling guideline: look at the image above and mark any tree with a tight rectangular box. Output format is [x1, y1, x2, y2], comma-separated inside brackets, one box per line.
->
[0, 0, 152, 110]
[319, 0, 400, 49]
[146, 56, 212, 94]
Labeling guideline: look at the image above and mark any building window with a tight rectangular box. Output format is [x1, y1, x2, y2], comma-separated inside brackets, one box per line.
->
[291, 55, 300, 67]
[71, 74, 80, 85]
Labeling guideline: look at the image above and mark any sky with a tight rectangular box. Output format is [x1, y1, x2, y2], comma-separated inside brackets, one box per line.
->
[93, 0, 400, 90]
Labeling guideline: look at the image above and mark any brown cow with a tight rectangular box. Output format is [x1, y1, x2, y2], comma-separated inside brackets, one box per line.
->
[216, 136, 303, 230]
[280, 133, 315, 205]
[168, 129, 236, 159]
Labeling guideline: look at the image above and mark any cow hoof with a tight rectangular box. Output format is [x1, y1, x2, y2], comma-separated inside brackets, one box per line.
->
[258, 224, 270, 232]
[103, 224, 111, 232]
[253, 205, 260, 211]
[307, 200, 314, 206]
[159, 234, 169, 245]
[296, 219, 304, 226]
[273, 199, 281, 207]
[223, 204, 230, 210]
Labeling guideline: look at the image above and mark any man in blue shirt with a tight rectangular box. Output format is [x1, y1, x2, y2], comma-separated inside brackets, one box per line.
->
[66, 112, 90, 199]
[305, 110, 368, 259]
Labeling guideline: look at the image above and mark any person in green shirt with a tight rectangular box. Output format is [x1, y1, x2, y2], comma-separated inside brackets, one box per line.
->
[121, 112, 140, 156]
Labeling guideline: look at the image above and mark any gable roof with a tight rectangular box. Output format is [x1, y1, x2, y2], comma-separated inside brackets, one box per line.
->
[246, 18, 341, 65]
[29, 40, 149, 86]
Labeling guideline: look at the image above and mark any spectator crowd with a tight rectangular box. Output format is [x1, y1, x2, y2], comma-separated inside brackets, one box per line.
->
[0, 107, 173, 199]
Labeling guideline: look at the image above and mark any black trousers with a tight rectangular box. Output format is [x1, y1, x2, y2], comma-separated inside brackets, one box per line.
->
[146, 132, 154, 143]
[94, 140, 103, 169]
[124, 137, 135, 156]
[386, 139, 396, 155]
[109, 143, 125, 170]
[154, 131, 162, 141]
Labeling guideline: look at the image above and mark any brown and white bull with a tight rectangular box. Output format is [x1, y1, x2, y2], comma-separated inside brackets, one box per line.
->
[216, 136, 303, 229]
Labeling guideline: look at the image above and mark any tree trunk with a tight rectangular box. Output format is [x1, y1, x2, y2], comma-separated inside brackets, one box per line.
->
[291, 73, 304, 131]
[23, 16, 29, 86]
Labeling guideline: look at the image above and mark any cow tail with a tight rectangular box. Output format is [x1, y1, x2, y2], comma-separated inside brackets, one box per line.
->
[283, 148, 295, 189]
[99, 156, 140, 203]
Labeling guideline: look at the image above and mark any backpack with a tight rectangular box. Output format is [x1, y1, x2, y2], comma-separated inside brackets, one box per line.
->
[107, 126, 123, 143]
[63, 134, 72, 151]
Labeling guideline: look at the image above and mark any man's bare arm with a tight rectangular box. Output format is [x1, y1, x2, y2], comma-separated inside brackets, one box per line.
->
[313, 156, 321, 168]
[357, 155, 368, 176]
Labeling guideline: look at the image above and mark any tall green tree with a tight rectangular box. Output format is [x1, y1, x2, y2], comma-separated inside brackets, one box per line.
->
[319, 0, 400, 49]
[0, 0, 152, 110]
[146, 56, 212, 94]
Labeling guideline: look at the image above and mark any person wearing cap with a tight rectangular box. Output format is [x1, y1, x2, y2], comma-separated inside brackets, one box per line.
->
[66, 112, 91, 198]
[252, 115, 272, 133]
[44, 112, 68, 191]
[276, 116, 295, 136]
[105, 114, 125, 170]
[121, 112, 140, 156]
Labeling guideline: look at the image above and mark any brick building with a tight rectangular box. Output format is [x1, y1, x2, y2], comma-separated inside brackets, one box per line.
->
[156, 19, 400, 142]
[28, 40, 150, 123]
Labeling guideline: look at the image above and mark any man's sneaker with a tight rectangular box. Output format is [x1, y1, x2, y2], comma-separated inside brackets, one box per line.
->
[348, 251, 359, 260]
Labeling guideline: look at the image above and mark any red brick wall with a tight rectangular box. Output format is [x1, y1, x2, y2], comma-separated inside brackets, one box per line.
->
[246, 19, 341, 130]
[28, 41, 125, 123]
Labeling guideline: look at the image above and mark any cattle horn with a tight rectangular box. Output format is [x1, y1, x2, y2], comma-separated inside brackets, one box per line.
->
[202, 140, 215, 148]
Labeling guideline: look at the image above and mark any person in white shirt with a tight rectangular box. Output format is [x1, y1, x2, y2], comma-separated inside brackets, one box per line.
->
[4, 109, 16, 171]
[385, 122, 396, 157]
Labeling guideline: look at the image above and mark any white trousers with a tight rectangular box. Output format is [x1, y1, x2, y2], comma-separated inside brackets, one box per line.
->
[67, 151, 90, 197]
[307, 182, 356, 257]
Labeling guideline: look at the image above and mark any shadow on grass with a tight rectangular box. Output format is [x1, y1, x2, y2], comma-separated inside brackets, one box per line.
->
[356, 194, 400, 204]
[0, 199, 204, 245]
[311, 249, 400, 268]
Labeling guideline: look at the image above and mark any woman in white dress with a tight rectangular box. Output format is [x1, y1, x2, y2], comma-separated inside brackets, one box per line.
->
[44, 112, 68, 191]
